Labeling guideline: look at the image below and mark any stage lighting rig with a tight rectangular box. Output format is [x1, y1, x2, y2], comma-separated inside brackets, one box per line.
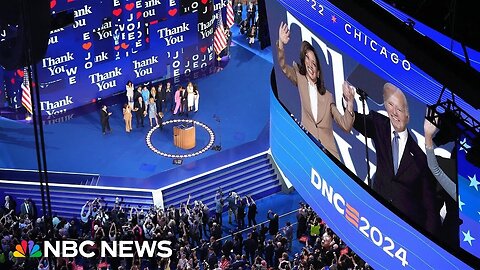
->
[426, 100, 480, 167]
[466, 137, 480, 167]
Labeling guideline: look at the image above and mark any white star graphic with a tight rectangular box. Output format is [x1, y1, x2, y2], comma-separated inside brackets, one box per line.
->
[459, 138, 471, 153]
[469, 174, 480, 191]
[458, 195, 465, 211]
[462, 230, 475, 246]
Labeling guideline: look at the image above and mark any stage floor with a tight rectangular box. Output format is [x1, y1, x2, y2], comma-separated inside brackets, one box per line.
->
[0, 37, 273, 189]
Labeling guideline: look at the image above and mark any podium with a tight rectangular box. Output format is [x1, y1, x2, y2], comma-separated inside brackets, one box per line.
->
[173, 123, 196, 149]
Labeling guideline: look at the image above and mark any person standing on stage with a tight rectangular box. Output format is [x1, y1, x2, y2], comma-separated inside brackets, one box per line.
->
[142, 86, 151, 108]
[193, 84, 200, 112]
[181, 86, 188, 116]
[133, 96, 146, 128]
[158, 83, 166, 113]
[246, 195, 257, 227]
[165, 81, 173, 112]
[158, 112, 164, 131]
[247, 1, 256, 27]
[150, 85, 157, 99]
[187, 82, 195, 112]
[100, 105, 112, 135]
[123, 103, 132, 132]
[126, 81, 134, 108]
[235, 1, 243, 25]
[134, 86, 142, 104]
[148, 97, 158, 127]
[248, 24, 257, 47]
[173, 86, 183, 115]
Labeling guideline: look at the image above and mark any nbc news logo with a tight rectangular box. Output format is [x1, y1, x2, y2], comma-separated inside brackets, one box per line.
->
[11, 239, 172, 258]
[13, 240, 42, 258]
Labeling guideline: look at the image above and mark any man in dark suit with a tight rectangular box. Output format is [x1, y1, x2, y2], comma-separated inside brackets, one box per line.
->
[100, 105, 112, 134]
[180, 87, 188, 116]
[246, 1, 256, 27]
[157, 83, 166, 113]
[243, 233, 258, 264]
[346, 82, 440, 236]
[133, 96, 145, 128]
[20, 198, 36, 220]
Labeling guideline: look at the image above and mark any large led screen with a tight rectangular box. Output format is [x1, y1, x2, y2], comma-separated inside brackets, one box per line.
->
[270, 93, 471, 269]
[266, 0, 479, 266]
[1, 0, 231, 116]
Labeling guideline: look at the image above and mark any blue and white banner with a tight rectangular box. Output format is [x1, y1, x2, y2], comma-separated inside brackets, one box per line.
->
[2, 0, 225, 117]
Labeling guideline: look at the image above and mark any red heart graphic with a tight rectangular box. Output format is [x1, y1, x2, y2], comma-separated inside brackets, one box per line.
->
[17, 69, 24, 77]
[10, 78, 15, 84]
[149, 20, 158, 25]
[113, 8, 122, 16]
[82, 42, 92, 50]
[136, 11, 142, 19]
[125, 3, 134, 11]
[168, 8, 177, 17]
[121, 43, 129, 49]
[50, 0, 56, 9]
[201, 0, 208, 4]
[114, 45, 120, 51]
[145, 37, 150, 43]
[200, 46, 207, 53]
[67, 0, 74, 2]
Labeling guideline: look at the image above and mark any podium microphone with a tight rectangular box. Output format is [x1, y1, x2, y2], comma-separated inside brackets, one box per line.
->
[355, 87, 368, 100]
[353, 86, 384, 106]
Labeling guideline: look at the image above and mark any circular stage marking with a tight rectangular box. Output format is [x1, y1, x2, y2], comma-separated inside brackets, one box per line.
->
[146, 119, 215, 159]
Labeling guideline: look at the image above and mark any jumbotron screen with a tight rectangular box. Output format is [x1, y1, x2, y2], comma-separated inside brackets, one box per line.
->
[1, 0, 227, 116]
[266, 0, 479, 268]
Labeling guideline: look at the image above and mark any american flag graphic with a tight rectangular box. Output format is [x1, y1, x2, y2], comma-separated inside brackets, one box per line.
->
[21, 67, 32, 115]
[457, 137, 480, 258]
[213, 10, 227, 56]
[226, 0, 234, 28]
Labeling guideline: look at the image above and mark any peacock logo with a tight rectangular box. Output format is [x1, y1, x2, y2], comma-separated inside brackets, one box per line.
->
[13, 240, 42, 258]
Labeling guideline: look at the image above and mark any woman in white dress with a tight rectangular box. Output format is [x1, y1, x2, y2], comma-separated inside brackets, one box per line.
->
[193, 84, 199, 112]
[126, 81, 134, 108]
[186, 82, 195, 111]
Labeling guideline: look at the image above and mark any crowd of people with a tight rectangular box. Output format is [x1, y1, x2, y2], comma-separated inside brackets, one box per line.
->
[0, 190, 371, 270]
[101, 81, 200, 135]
